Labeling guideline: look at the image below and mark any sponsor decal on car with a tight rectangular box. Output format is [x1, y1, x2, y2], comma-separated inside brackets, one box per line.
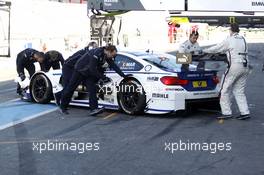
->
[152, 93, 169, 99]
[104, 96, 115, 104]
[176, 53, 192, 64]
[118, 61, 136, 70]
[165, 88, 184, 91]
[193, 92, 218, 96]
[147, 77, 159, 81]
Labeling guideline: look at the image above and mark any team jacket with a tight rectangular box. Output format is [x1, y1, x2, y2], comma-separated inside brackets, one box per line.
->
[41, 50, 64, 71]
[16, 48, 39, 75]
[64, 46, 89, 68]
[179, 40, 201, 53]
[74, 47, 125, 79]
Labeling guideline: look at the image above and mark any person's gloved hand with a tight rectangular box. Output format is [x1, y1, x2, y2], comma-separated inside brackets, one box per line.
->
[124, 74, 133, 79]
[19, 73, 26, 81]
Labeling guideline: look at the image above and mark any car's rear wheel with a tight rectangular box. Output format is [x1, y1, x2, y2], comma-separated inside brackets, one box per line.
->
[117, 79, 146, 115]
[30, 74, 52, 103]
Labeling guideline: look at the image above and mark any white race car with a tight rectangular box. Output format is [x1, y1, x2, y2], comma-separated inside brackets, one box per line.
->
[23, 51, 222, 114]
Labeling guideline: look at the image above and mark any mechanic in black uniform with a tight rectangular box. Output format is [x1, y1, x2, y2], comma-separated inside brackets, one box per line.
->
[87, 41, 98, 50]
[16, 48, 45, 95]
[41, 50, 64, 72]
[54, 43, 98, 105]
[59, 45, 128, 116]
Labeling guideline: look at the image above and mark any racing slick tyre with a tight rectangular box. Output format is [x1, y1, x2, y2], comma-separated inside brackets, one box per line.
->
[30, 74, 53, 104]
[117, 79, 146, 115]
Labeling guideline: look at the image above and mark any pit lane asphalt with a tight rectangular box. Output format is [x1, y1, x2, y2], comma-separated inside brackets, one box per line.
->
[0, 43, 263, 175]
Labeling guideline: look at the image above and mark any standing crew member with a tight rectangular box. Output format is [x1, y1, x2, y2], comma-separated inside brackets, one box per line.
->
[16, 48, 44, 95]
[41, 50, 64, 72]
[179, 31, 202, 71]
[54, 44, 97, 105]
[179, 31, 201, 53]
[59, 45, 128, 116]
[203, 23, 250, 120]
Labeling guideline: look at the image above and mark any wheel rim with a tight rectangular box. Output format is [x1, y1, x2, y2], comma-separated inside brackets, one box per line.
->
[122, 91, 140, 109]
[32, 76, 48, 101]
[120, 83, 141, 110]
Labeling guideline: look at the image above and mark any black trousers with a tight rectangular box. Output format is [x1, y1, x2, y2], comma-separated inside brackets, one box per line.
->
[60, 70, 98, 110]
[62, 65, 74, 88]
[55, 65, 74, 102]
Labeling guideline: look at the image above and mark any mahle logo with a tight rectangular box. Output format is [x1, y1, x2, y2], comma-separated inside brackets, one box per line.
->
[252, 1, 264, 6]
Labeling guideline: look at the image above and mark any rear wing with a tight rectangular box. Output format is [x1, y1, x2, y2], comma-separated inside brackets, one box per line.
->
[192, 54, 228, 62]
[176, 53, 228, 71]
[175, 53, 228, 63]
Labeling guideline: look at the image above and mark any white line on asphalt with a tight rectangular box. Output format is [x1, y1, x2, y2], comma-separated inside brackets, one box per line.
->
[0, 88, 17, 94]
[0, 107, 58, 131]
[0, 98, 20, 105]
[7, 98, 20, 102]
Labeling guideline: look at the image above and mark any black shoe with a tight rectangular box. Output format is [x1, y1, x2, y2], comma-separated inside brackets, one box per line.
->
[19, 91, 27, 101]
[17, 90, 22, 96]
[59, 107, 69, 115]
[217, 115, 233, 120]
[54, 92, 61, 106]
[90, 108, 105, 116]
[236, 114, 250, 120]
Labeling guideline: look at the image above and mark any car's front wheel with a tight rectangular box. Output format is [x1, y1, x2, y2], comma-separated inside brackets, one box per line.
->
[117, 79, 146, 115]
[30, 74, 52, 103]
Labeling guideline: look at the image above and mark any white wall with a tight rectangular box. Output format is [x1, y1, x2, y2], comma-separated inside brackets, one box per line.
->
[8, 0, 90, 55]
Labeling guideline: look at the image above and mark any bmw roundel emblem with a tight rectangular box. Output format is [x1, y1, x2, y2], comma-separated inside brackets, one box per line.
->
[144, 65, 152, 71]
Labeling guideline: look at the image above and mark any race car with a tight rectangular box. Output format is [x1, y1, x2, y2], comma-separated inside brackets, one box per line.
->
[21, 51, 223, 115]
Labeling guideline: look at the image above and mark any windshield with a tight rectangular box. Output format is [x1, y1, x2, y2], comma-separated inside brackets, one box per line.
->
[142, 53, 196, 72]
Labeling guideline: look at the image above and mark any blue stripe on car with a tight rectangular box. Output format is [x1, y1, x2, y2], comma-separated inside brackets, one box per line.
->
[71, 100, 172, 112]
[53, 72, 170, 76]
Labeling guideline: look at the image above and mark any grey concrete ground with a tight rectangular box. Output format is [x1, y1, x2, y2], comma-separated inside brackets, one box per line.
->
[0, 80, 17, 103]
[0, 43, 263, 175]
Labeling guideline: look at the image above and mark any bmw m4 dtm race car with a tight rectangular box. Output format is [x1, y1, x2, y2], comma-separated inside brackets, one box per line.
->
[17, 51, 226, 115]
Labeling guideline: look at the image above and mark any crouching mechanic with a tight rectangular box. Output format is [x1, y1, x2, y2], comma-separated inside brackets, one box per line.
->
[59, 45, 129, 116]
[179, 31, 203, 71]
[203, 23, 250, 120]
[16, 48, 45, 95]
[41, 50, 64, 72]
